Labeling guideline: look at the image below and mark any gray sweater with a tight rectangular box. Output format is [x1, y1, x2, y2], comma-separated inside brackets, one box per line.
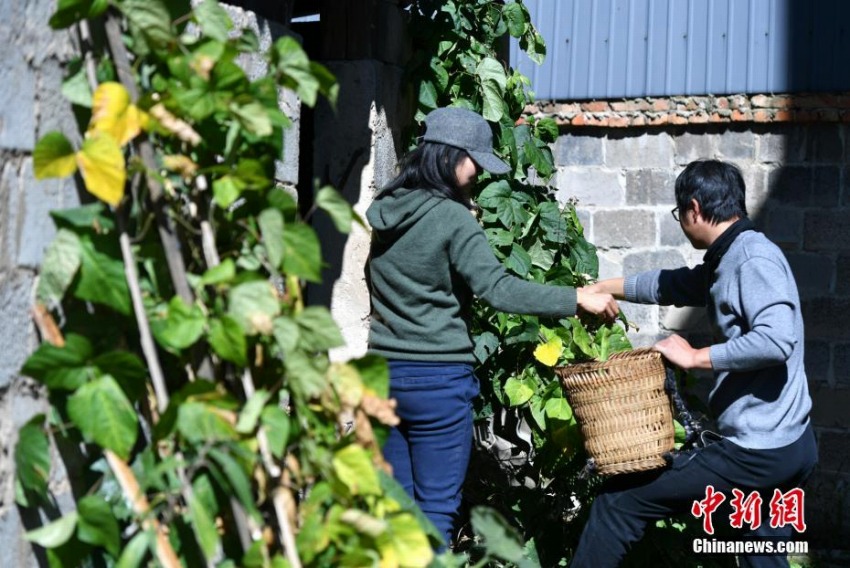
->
[625, 230, 811, 450]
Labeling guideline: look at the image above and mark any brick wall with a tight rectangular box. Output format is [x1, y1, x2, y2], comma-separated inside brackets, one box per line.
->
[535, 97, 850, 557]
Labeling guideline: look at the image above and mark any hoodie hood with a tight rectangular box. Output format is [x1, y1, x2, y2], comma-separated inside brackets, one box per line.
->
[366, 188, 444, 238]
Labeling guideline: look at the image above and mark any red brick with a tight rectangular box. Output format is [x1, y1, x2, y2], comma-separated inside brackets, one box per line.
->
[709, 112, 726, 122]
[583, 115, 608, 126]
[607, 116, 630, 127]
[795, 110, 817, 122]
[689, 111, 710, 124]
[774, 110, 794, 122]
[559, 102, 581, 114]
[630, 114, 647, 126]
[715, 97, 730, 109]
[651, 99, 669, 112]
[670, 114, 689, 125]
[796, 96, 824, 109]
[770, 95, 794, 109]
[731, 109, 752, 121]
[647, 114, 669, 125]
[753, 110, 772, 122]
[819, 109, 840, 122]
[751, 94, 771, 108]
[581, 101, 609, 112]
[571, 114, 587, 126]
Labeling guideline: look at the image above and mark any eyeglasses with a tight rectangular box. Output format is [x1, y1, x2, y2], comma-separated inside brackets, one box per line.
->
[671, 206, 680, 222]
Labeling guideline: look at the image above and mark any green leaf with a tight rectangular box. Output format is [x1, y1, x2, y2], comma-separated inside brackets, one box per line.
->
[503, 377, 535, 406]
[49, 0, 96, 29]
[50, 202, 115, 232]
[502, 2, 528, 37]
[350, 354, 389, 398]
[520, 29, 546, 65]
[33, 132, 77, 179]
[77, 495, 121, 557]
[333, 445, 381, 496]
[284, 350, 326, 399]
[476, 58, 507, 122]
[232, 101, 273, 137]
[91, 351, 147, 402]
[535, 117, 559, 142]
[208, 447, 262, 523]
[62, 64, 93, 107]
[15, 415, 51, 506]
[382, 513, 433, 567]
[236, 389, 271, 434]
[505, 244, 532, 276]
[543, 397, 573, 422]
[258, 208, 285, 270]
[150, 296, 206, 352]
[228, 280, 280, 335]
[282, 223, 323, 282]
[178, 401, 237, 443]
[473, 331, 500, 365]
[116, 531, 151, 568]
[571, 321, 598, 360]
[189, 494, 221, 560]
[21, 333, 93, 390]
[260, 405, 289, 458]
[538, 202, 567, 243]
[25, 512, 79, 548]
[212, 175, 245, 208]
[296, 307, 345, 351]
[37, 229, 82, 305]
[316, 186, 361, 234]
[195, 0, 232, 42]
[76, 235, 132, 315]
[200, 259, 236, 286]
[418, 80, 438, 110]
[121, 0, 175, 50]
[528, 240, 555, 271]
[67, 375, 138, 459]
[272, 316, 299, 355]
[470, 507, 532, 566]
[523, 140, 554, 178]
[209, 316, 247, 366]
[272, 36, 323, 107]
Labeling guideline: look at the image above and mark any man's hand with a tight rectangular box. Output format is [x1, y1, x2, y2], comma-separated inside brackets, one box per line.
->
[653, 334, 713, 370]
[576, 288, 620, 321]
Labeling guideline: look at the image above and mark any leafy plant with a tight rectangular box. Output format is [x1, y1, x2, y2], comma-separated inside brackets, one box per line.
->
[18, 2, 444, 566]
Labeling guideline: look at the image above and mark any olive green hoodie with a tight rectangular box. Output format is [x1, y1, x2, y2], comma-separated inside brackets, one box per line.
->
[366, 188, 577, 363]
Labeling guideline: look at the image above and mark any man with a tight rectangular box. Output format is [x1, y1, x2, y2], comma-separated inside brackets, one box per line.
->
[571, 160, 816, 568]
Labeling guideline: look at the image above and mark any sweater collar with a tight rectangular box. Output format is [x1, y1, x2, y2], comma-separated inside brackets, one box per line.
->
[703, 217, 756, 271]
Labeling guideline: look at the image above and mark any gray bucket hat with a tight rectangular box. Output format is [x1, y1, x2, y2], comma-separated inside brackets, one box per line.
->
[422, 107, 511, 175]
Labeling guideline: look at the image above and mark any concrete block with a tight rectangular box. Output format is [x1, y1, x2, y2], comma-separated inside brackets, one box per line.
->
[744, 166, 769, 218]
[660, 305, 710, 333]
[784, 252, 834, 298]
[623, 249, 687, 275]
[595, 250, 622, 280]
[805, 124, 843, 164]
[843, 167, 850, 207]
[837, 254, 850, 296]
[834, 344, 850, 387]
[275, 89, 300, 185]
[716, 129, 755, 161]
[0, 506, 37, 568]
[659, 213, 689, 247]
[763, 205, 804, 249]
[674, 129, 715, 165]
[0, 271, 37, 389]
[768, 166, 841, 208]
[555, 133, 604, 166]
[804, 469, 850, 549]
[817, 431, 850, 474]
[758, 129, 807, 164]
[17, 159, 71, 269]
[35, 58, 79, 143]
[805, 341, 832, 384]
[555, 167, 625, 207]
[810, 384, 850, 429]
[625, 169, 676, 205]
[1, 160, 23, 271]
[592, 209, 655, 249]
[0, 46, 36, 151]
[802, 296, 850, 341]
[575, 209, 592, 241]
[619, 302, 657, 333]
[605, 131, 674, 169]
[804, 209, 850, 252]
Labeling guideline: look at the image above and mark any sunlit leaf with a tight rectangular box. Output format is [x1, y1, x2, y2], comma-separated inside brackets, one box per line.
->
[208, 316, 247, 366]
[34, 132, 78, 179]
[115, 531, 151, 568]
[228, 280, 280, 335]
[235, 389, 271, 434]
[533, 336, 562, 367]
[67, 375, 138, 459]
[282, 223, 322, 282]
[315, 185, 364, 233]
[150, 296, 206, 352]
[261, 405, 289, 458]
[504, 376, 535, 406]
[76, 234, 131, 315]
[543, 397, 573, 422]
[295, 307, 345, 351]
[76, 132, 126, 206]
[380, 513, 433, 568]
[25, 512, 79, 548]
[332, 445, 380, 496]
[195, 0, 232, 42]
[89, 82, 148, 146]
[21, 333, 93, 390]
[77, 495, 121, 557]
[258, 208, 284, 270]
[178, 401, 237, 443]
[36, 229, 81, 305]
[189, 494, 221, 560]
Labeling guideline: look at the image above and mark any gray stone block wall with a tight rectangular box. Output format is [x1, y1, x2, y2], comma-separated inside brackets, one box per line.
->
[550, 120, 850, 548]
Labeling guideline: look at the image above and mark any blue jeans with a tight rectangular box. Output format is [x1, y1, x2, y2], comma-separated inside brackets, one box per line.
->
[383, 361, 480, 547]
[571, 424, 817, 568]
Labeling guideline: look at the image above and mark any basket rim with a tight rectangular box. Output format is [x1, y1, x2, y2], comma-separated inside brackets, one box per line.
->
[554, 347, 662, 376]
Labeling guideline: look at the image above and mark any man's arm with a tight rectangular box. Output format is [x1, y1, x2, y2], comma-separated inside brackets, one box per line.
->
[653, 334, 712, 370]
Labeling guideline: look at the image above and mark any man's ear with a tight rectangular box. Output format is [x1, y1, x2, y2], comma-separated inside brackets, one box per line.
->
[690, 198, 702, 221]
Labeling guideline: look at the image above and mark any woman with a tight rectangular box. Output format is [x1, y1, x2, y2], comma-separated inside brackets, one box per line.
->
[365, 107, 618, 547]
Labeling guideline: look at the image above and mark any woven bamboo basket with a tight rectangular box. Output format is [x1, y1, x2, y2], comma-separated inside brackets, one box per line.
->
[555, 348, 674, 476]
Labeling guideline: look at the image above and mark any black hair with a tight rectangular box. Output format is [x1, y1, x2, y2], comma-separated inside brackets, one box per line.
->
[675, 159, 747, 224]
[381, 142, 473, 207]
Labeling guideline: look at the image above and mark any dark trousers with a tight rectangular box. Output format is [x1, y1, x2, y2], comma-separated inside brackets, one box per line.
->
[382, 361, 479, 547]
[571, 424, 817, 568]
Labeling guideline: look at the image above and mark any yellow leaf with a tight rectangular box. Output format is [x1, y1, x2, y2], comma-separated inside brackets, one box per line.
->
[162, 154, 198, 177]
[533, 337, 563, 367]
[76, 133, 126, 206]
[89, 82, 148, 146]
[33, 132, 78, 179]
[149, 103, 201, 146]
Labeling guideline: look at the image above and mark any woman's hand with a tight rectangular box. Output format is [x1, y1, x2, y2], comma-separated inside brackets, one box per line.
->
[576, 288, 620, 321]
